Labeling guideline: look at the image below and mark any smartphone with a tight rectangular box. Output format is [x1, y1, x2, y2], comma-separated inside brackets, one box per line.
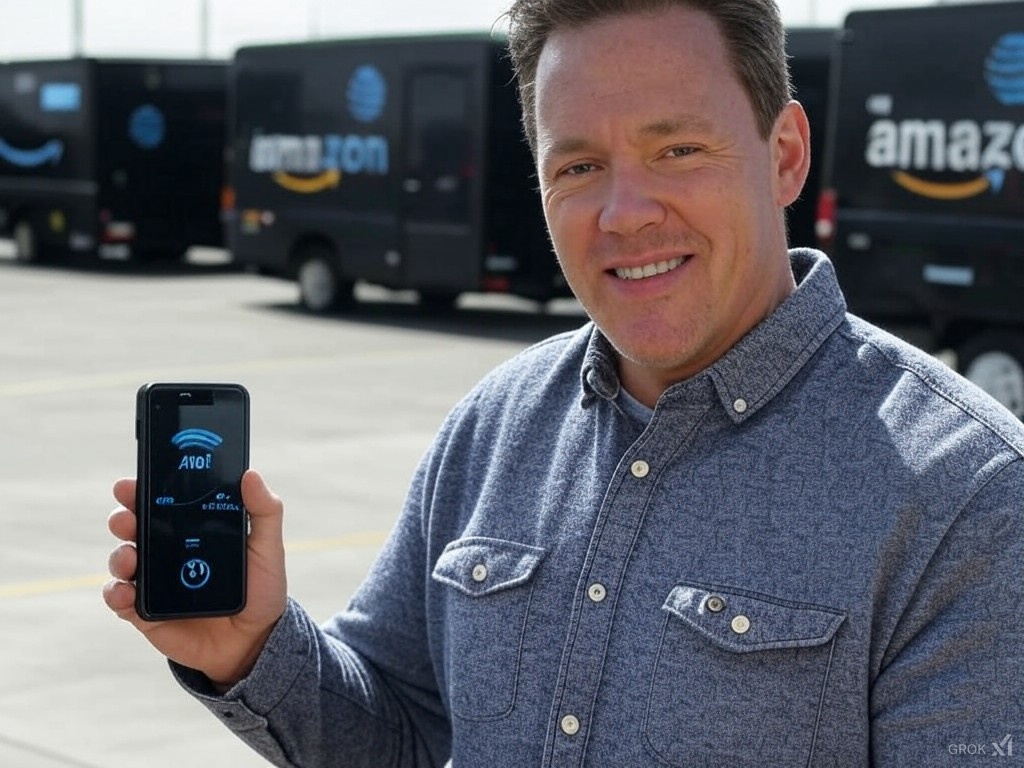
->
[135, 383, 249, 620]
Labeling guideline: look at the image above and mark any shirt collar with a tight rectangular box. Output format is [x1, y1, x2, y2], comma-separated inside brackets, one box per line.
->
[579, 248, 847, 421]
[580, 328, 621, 406]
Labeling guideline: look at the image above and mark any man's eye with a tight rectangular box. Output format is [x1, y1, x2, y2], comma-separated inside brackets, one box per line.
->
[667, 146, 697, 158]
[564, 162, 597, 176]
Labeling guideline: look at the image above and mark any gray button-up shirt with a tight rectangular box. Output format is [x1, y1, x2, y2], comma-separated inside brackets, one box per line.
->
[177, 249, 1024, 767]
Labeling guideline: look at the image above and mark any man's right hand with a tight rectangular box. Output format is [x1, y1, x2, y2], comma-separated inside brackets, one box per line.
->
[103, 468, 288, 689]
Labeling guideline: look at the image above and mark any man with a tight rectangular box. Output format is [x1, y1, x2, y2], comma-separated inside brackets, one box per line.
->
[104, 0, 1024, 765]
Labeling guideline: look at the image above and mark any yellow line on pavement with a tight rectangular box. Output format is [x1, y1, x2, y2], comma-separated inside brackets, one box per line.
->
[0, 574, 108, 598]
[0, 531, 389, 600]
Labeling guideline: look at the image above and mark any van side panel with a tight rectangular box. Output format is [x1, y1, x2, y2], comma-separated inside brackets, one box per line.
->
[230, 41, 403, 285]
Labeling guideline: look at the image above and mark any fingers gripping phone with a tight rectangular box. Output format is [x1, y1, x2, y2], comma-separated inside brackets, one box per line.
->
[135, 383, 249, 620]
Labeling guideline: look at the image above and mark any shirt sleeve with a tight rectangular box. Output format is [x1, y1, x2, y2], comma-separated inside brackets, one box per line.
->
[870, 456, 1024, 765]
[171, 451, 452, 768]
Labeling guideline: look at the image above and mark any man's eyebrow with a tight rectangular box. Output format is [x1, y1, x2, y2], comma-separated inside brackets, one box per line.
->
[541, 136, 590, 158]
[541, 115, 714, 158]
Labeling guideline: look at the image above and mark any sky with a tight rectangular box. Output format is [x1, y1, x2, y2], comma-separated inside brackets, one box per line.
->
[0, 0, 940, 60]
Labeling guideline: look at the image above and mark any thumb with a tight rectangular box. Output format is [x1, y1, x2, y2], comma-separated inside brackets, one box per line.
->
[241, 468, 284, 549]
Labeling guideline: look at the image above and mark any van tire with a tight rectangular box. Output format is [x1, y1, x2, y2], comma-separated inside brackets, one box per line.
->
[297, 249, 350, 312]
[957, 331, 1024, 420]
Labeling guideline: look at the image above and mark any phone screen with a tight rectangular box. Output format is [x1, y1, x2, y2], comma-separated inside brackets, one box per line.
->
[136, 383, 248, 619]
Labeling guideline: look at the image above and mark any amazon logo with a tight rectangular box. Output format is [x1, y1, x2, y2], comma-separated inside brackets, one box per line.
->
[864, 33, 1024, 201]
[248, 64, 389, 194]
[865, 119, 1021, 200]
[0, 137, 64, 168]
[248, 133, 388, 193]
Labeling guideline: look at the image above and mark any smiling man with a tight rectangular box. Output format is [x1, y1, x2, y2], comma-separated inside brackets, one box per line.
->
[104, 1, 1024, 766]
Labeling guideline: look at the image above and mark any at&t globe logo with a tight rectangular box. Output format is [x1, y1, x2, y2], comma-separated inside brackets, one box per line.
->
[985, 33, 1024, 106]
[347, 65, 387, 123]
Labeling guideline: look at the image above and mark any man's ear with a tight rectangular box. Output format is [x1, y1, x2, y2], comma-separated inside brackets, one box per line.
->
[771, 100, 811, 208]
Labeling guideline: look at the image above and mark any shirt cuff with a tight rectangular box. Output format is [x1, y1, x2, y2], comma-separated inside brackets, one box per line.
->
[170, 596, 313, 722]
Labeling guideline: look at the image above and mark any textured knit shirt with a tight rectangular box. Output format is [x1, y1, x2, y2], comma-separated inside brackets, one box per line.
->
[176, 249, 1024, 767]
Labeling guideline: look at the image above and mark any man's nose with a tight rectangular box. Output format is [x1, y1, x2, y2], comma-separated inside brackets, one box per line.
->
[597, 167, 667, 235]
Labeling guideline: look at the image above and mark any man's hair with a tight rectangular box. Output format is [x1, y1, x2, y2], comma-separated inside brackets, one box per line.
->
[504, 0, 793, 153]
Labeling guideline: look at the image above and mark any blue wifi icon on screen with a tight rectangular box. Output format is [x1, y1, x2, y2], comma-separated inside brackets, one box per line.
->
[171, 428, 224, 451]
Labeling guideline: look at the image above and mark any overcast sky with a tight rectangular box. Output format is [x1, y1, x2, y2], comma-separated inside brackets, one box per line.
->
[0, 0, 938, 60]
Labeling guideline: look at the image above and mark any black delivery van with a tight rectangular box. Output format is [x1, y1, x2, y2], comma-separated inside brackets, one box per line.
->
[225, 34, 559, 311]
[817, 1, 1024, 418]
[0, 58, 226, 263]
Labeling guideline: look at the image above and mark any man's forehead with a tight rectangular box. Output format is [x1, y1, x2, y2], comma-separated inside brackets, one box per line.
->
[534, 8, 725, 90]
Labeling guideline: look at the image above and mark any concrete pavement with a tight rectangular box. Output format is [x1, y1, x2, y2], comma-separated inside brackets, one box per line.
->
[0, 246, 584, 767]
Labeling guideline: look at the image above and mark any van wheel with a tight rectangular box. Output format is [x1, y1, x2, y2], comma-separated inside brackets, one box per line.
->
[957, 331, 1024, 420]
[13, 221, 37, 263]
[297, 250, 350, 312]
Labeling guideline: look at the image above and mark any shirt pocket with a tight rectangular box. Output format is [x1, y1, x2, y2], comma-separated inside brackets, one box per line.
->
[642, 582, 845, 768]
[431, 536, 546, 722]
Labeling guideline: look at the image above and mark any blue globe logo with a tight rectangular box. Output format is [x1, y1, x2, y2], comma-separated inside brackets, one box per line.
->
[347, 65, 387, 123]
[985, 33, 1024, 106]
[129, 104, 166, 149]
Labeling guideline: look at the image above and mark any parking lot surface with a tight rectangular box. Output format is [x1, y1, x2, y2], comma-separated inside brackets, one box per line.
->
[0, 248, 585, 767]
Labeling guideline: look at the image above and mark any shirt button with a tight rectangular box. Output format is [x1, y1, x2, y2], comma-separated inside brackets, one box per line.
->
[733, 398, 749, 414]
[731, 614, 751, 635]
[631, 460, 650, 478]
[471, 564, 488, 583]
[706, 595, 726, 613]
[588, 583, 607, 603]
[560, 714, 580, 736]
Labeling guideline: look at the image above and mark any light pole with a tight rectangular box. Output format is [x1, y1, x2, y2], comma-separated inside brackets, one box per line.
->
[72, 0, 84, 56]
[199, 0, 210, 57]
[309, 0, 321, 39]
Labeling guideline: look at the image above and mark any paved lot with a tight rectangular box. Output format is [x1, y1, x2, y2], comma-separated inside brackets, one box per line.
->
[0, 246, 585, 767]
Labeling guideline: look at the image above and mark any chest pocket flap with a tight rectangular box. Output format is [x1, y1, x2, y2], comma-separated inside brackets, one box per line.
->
[432, 536, 546, 597]
[663, 582, 845, 653]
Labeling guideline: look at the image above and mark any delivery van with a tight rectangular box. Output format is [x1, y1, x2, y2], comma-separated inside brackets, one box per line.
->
[224, 34, 560, 311]
[0, 58, 227, 262]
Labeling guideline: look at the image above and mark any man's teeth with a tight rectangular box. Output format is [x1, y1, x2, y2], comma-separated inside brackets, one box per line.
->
[615, 256, 685, 281]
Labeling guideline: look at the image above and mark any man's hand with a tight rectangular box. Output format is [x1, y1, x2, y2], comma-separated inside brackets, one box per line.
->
[103, 469, 288, 688]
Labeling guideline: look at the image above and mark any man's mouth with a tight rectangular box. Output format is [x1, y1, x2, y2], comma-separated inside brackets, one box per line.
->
[614, 256, 687, 281]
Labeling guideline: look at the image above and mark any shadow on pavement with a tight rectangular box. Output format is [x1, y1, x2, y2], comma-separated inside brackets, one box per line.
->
[255, 291, 590, 345]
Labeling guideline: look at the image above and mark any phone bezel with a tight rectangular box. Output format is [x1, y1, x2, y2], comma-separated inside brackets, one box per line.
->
[134, 382, 249, 621]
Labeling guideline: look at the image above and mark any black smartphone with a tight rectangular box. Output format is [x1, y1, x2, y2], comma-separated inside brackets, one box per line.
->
[135, 383, 249, 621]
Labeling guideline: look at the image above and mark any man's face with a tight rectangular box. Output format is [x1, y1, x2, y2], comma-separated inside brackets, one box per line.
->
[534, 6, 808, 405]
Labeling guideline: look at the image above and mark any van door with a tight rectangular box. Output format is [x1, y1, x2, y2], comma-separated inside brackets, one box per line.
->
[402, 69, 477, 294]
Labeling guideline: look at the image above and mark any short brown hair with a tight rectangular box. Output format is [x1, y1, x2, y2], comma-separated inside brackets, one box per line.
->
[504, 0, 792, 152]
